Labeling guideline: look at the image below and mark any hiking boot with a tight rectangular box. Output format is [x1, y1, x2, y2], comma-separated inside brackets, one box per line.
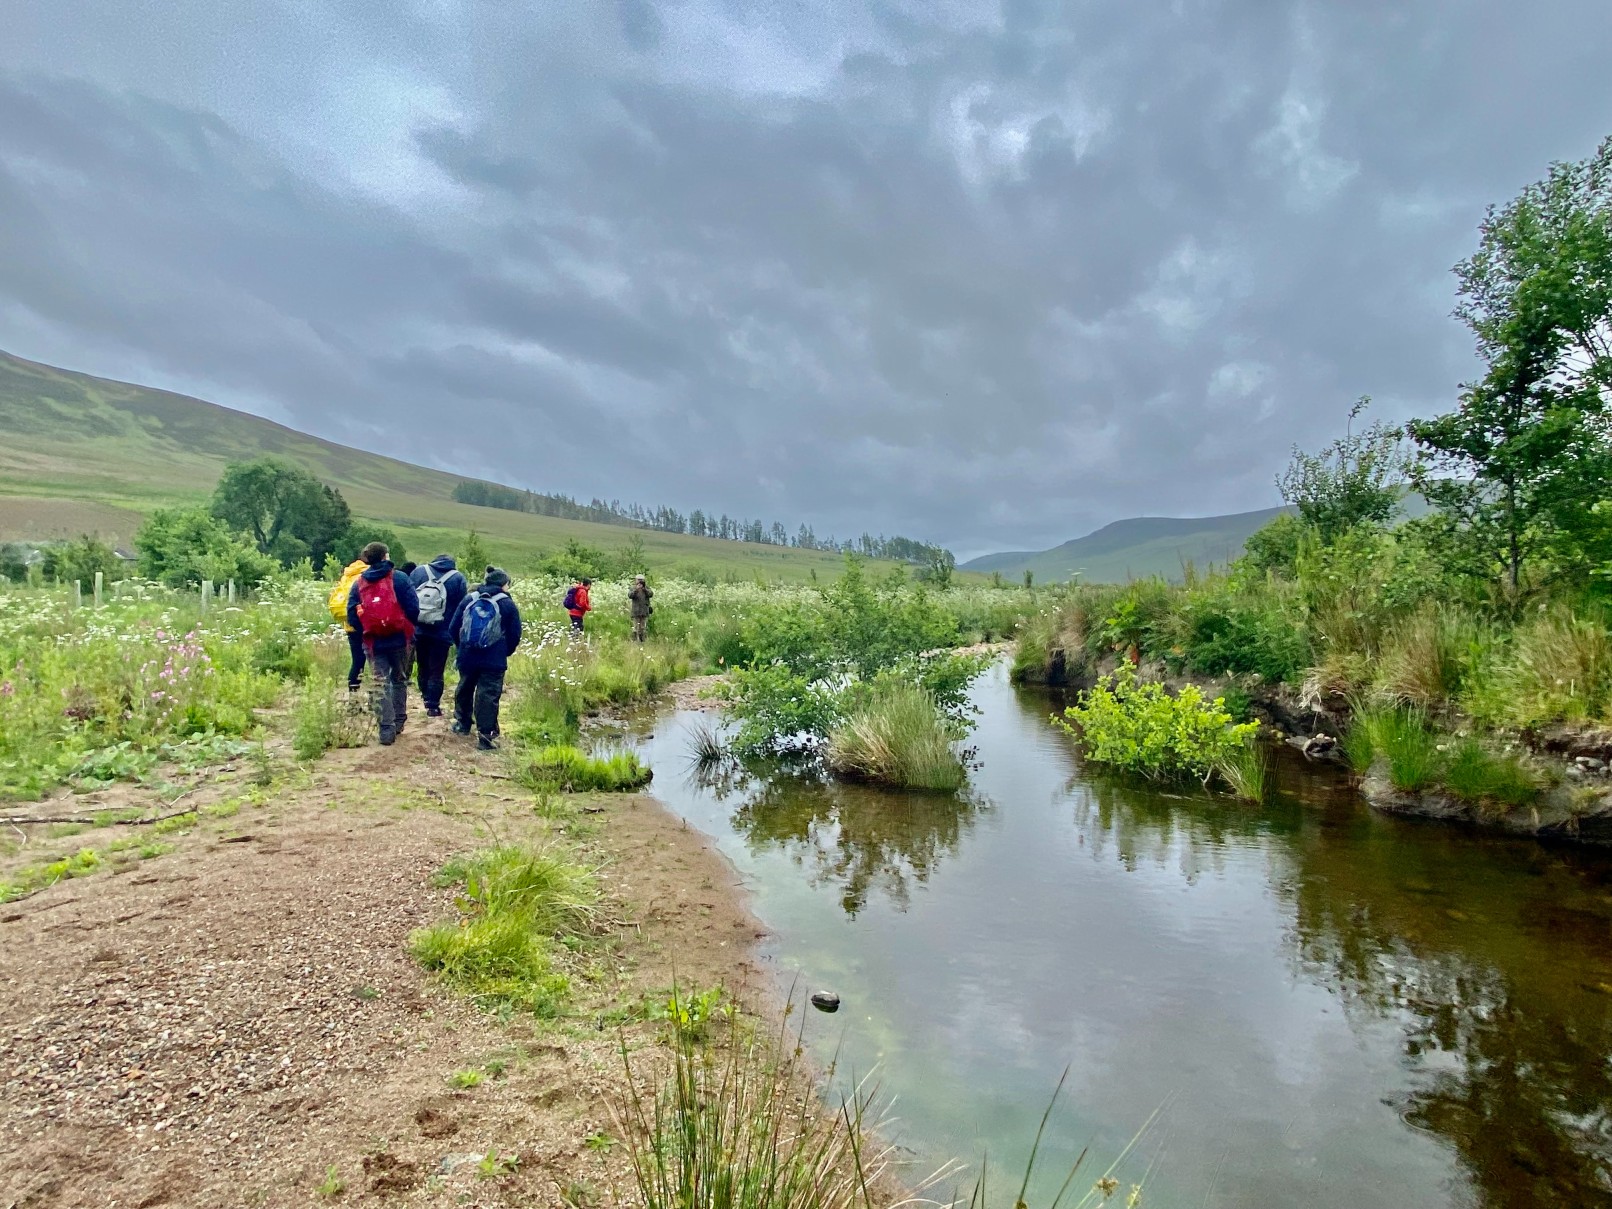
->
[477, 734, 499, 751]
[347, 682, 361, 693]
[379, 730, 397, 746]
[426, 707, 444, 718]
[451, 721, 470, 736]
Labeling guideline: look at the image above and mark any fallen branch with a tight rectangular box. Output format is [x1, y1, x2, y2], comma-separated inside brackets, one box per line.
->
[0, 806, 199, 828]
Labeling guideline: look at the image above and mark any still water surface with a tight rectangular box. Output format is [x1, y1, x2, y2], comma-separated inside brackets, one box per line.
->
[624, 663, 1612, 1209]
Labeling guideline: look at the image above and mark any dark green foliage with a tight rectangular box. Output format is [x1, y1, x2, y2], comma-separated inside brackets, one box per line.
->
[42, 535, 125, 586]
[334, 520, 406, 566]
[1442, 739, 1541, 809]
[1241, 513, 1304, 578]
[211, 456, 352, 567]
[0, 542, 29, 582]
[1173, 597, 1310, 683]
[134, 507, 278, 588]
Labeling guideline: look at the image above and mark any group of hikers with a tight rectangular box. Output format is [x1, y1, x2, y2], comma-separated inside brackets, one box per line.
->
[327, 542, 654, 750]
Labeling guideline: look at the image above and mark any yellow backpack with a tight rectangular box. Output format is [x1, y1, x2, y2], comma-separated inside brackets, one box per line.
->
[328, 561, 364, 628]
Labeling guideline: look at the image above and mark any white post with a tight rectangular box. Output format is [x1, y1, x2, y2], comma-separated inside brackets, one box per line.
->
[93, 571, 104, 607]
[73, 580, 83, 610]
[200, 578, 212, 613]
[227, 579, 236, 605]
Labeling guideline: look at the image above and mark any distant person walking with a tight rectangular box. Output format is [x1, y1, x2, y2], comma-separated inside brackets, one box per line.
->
[564, 577, 592, 633]
[448, 566, 523, 751]
[346, 541, 419, 746]
[410, 554, 467, 718]
[329, 553, 368, 692]
[628, 575, 653, 642]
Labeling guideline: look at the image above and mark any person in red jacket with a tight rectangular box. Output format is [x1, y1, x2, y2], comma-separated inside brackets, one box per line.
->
[565, 577, 592, 633]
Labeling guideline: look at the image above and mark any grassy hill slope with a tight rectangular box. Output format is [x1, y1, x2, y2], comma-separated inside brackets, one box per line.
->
[962, 507, 1292, 583]
[0, 351, 873, 580]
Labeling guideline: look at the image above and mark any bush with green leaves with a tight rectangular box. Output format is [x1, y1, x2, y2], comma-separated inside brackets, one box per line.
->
[1057, 666, 1259, 784]
[135, 507, 279, 589]
[41, 535, 127, 588]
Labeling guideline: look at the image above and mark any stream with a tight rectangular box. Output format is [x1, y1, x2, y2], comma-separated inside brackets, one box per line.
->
[620, 662, 1612, 1209]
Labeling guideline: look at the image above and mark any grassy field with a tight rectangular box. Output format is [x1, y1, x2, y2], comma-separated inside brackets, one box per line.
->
[0, 351, 891, 581]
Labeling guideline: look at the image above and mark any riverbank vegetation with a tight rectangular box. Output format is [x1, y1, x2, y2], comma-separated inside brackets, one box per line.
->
[1020, 137, 1612, 821]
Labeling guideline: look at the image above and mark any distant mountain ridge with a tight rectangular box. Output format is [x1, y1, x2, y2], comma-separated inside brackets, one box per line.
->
[962, 507, 1291, 583]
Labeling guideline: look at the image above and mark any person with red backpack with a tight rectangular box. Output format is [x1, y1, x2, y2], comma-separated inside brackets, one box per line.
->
[564, 577, 592, 633]
[345, 541, 420, 746]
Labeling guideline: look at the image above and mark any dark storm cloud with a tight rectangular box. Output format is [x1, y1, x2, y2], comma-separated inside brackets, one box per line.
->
[2, 1, 1608, 556]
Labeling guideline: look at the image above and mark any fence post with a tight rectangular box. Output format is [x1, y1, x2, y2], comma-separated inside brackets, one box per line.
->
[228, 579, 237, 605]
[200, 578, 212, 613]
[73, 580, 83, 610]
[94, 571, 104, 607]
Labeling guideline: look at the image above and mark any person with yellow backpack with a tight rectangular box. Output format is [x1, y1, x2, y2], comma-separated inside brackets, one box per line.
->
[328, 553, 368, 692]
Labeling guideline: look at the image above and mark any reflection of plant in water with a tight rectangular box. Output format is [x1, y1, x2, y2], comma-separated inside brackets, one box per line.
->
[714, 764, 988, 916]
[1286, 836, 1612, 1208]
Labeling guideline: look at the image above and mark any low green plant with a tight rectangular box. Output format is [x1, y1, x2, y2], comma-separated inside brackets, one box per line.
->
[1057, 666, 1259, 783]
[654, 986, 729, 1043]
[518, 745, 652, 793]
[409, 845, 596, 1018]
[825, 680, 965, 792]
[1442, 738, 1541, 809]
[477, 1148, 520, 1178]
[448, 1068, 485, 1089]
[583, 1131, 616, 1153]
[1215, 743, 1268, 803]
[316, 1166, 345, 1198]
[1347, 707, 1443, 792]
[0, 847, 103, 903]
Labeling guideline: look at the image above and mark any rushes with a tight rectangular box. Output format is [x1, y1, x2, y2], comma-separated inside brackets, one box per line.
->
[825, 681, 965, 792]
[1215, 743, 1268, 803]
[518, 745, 653, 793]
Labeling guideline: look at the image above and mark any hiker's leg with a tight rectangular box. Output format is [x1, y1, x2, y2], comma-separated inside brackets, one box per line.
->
[570, 614, 584, 633]
[347, 632, 365, 689]
[371, 648, 396, 738]
[474, 669, 505, 739]
[454, 666, 477, 731]
[390, 647, 410, 730]
[417, 636, 448, 712]
[631, 617, 646, 642]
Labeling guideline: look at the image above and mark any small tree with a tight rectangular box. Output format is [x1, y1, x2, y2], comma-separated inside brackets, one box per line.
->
[458, 529, 491, 577]
[135, 508, 278, 589]
[1409, 136, 1612, 601]
[42, 535, 125, 586]
[1278, 398, 1409, 543]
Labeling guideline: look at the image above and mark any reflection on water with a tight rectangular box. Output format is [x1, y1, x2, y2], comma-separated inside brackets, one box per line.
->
[626, 663, 1612, 1208]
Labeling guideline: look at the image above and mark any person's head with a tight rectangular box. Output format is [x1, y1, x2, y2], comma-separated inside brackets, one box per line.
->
[399, 561, 417, 574]
[485, 565, 511, 589]
[580, 577, 592, 587]
[361, 541, 389, 566]
[434, 553, 454, 564]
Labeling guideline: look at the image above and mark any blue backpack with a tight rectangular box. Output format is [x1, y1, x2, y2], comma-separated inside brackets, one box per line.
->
[459, 591, 504, 650]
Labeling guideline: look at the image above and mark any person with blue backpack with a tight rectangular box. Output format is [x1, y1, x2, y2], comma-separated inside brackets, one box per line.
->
[447, 565, 523, 750]
[409, 553, 467, 718]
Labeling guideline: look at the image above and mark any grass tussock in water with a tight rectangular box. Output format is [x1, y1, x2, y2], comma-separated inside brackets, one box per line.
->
[1346, 707, 1542, 808]
[519, 744, 653, 793]
[1215, 743, 1268, 803]
[409, 845, 596, 1018]
[826, 681, 965, 792]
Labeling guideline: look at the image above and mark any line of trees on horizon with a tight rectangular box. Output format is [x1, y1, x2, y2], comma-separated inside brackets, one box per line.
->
[449, 479, 954, 567]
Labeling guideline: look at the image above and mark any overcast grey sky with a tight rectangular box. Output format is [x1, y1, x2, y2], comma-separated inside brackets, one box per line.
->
[2, 2, 1607, 557]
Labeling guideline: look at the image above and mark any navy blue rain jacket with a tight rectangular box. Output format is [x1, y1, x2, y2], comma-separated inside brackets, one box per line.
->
[409, 556, 469, 641]
[448, 584, 523, 671]
[345, 561, 420, 653]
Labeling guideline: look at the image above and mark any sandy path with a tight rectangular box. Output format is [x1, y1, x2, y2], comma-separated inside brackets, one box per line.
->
[0, 714, 766, 1208]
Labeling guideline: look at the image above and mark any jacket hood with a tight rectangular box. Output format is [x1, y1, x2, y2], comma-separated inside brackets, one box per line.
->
[472, 581, 507, 595]
[360, 560, 395, 581]
[428, 555, 458, 573]
[343, 559, 366, 574]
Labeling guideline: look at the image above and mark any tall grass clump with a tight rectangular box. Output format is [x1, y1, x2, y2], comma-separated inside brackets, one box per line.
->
[825, 681, 965, 793]
[1465, 604, 1612, 729]
[409, 845, 597, 1017]
[1442, 738, 1541, 809]
[291, 639, 369, 759]
[619, 1007, 897, 1209]
[1371, 605, 1483, 711]
[519, 745, 652, 792]
[1215, 743, 1268, 803]
[1346, 707, 1442, 792]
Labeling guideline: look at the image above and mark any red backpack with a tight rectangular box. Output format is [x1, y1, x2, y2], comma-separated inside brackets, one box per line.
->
[357, 574, 413, 642]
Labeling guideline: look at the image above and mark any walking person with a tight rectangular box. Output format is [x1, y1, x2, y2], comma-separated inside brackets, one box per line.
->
[346, 541, 419, 746]
[409, 553, 467, 718]
[328, 552, 368, 692]
[628, 574, 653, 642]
[448, 566, 522, 751]
[564, 577, 592, 633]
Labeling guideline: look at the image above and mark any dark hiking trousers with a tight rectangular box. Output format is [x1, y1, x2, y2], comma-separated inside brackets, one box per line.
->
[455, 666, 506, 740]
[346, 631, 367, 688]
[415, 633, 452, 711]
[368, 645, 410, 740]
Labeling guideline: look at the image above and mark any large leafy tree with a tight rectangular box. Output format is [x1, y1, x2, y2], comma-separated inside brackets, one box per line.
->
[1408, 136, 1612, 601]
[210, 457, 352, 567]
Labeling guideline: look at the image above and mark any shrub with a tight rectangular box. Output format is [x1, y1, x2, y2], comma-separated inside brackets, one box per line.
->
[1057, 666, 1259, 783]
[135, 507, 278, 589]
[519, 745, 652, 792]
[409, 845, 596, 1017]
[825, 681, 964, 792]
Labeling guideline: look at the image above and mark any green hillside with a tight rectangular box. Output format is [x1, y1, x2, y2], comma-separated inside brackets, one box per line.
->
[962, 507, 1292, 583]
[0, 351, 877, 580]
